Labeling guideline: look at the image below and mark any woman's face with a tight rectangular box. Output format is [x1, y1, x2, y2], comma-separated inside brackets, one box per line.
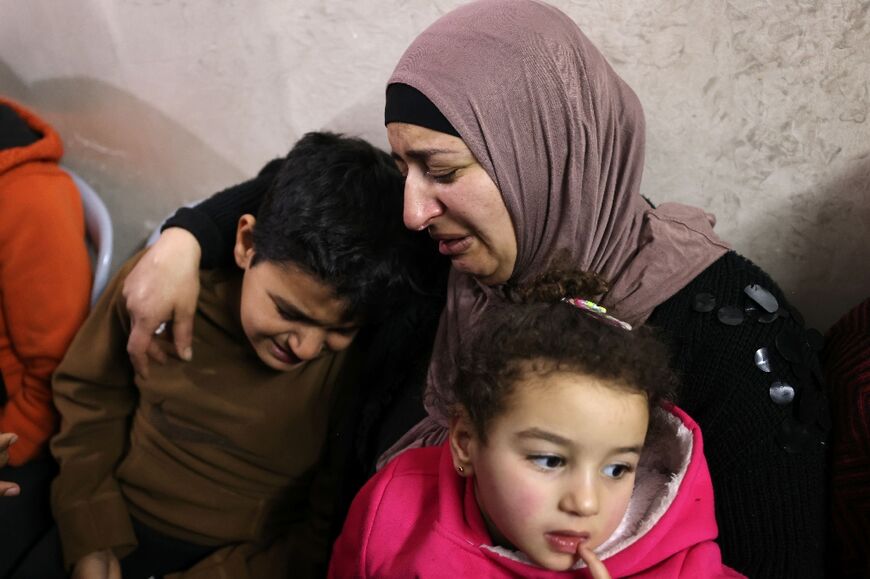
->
[387, 122, 517, 286]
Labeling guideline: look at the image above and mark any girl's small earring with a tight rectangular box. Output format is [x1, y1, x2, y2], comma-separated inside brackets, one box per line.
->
[456, 465, 465, 474]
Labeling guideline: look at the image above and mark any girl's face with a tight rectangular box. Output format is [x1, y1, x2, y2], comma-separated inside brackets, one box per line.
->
[386, 122, 518, 285]
[450, 370, 649, 571]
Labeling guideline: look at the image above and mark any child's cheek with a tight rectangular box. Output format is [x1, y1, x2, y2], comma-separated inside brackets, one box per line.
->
[509, 477, 546, 520]
[600, 489, 634, 541]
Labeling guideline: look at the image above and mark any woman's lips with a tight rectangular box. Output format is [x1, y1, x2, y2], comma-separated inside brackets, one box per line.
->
[544, 531, 590, 554]
[436, 236, 472, 256]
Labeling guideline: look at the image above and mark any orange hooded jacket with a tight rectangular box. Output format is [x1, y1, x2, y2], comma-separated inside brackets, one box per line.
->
[0, 98, 91, 465]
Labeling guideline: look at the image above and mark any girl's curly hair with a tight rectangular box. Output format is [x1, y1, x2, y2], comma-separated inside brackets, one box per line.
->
[453, 262, 676, 441]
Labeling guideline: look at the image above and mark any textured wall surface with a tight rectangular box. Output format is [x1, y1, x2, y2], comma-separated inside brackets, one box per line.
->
[1, 0, 867, 330]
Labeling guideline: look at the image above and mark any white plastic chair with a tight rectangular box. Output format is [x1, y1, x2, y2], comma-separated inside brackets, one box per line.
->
[63, 167, 113, 306]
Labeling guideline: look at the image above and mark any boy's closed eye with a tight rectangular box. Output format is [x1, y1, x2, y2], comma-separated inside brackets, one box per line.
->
[273, 300, 358, 334]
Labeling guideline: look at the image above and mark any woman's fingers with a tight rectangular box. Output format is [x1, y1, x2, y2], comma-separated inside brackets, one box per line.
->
[577, 543, 611, 579]
[122, 228, 202, 377]
[171, 283, 198, 362]
[126, 316, 161, 379]
[146, 336, 170, 365]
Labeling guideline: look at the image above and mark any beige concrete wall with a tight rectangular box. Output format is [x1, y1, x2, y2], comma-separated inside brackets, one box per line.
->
[2, 0, 867, 330]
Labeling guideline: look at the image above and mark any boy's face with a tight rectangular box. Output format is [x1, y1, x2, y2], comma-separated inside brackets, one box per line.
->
[234, 215, 359, 371]
[450, 369, 648, 571]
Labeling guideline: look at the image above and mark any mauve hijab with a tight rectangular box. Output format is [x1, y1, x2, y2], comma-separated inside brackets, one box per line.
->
[380, 0, 729, 462]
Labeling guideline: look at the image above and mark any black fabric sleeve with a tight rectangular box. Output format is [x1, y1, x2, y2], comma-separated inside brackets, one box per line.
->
[161, 158, 283, 269]
[648, 251, 828, 579]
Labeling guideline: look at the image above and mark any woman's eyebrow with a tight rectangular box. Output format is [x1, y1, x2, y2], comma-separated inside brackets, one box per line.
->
[393, 148, 459, 162]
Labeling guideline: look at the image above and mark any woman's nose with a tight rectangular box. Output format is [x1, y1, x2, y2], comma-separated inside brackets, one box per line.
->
[403, 172, 443, 231]
[287, 327, 325, 361]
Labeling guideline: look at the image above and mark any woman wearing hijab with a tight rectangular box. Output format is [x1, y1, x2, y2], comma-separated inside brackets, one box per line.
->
[121, 1, 827, 577]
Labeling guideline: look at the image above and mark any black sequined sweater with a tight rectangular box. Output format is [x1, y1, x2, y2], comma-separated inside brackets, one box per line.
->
[163, 166, 828, 579]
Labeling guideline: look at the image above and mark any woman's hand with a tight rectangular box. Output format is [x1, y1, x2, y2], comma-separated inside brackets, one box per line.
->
[122, 228, 202, 379]
[577, 542, 611, 579]
[72, 549, 121, 579]
[0, 432, 20, 497]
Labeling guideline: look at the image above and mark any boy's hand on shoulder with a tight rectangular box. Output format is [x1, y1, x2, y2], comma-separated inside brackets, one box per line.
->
[577, 543, 611, 579]
[72, 549, 121, 579]
[123, 228, 201, 379]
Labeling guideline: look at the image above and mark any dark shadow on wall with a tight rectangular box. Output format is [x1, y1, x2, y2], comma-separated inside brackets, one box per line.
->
[745, 157, 870, 332]
[323, 86, 390, 151]
[0, 59, 247, 275]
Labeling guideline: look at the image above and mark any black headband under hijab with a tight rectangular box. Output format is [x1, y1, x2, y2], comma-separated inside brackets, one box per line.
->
[384, 83, 460, 138]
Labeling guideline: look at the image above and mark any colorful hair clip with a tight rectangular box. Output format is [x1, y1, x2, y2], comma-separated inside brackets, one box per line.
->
[562, 297, 633, 331]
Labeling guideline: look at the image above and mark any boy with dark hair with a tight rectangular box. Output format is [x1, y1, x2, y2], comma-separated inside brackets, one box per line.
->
[16, 132, 416, 579]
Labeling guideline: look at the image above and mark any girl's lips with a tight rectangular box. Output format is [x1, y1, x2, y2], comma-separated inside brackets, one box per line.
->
[436, 236, 473, 256]
[544, 532, 590, 554]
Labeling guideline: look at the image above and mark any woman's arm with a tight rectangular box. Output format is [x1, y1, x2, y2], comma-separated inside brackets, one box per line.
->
[122, 160, 280, 377]
[648, 252, 827, 579]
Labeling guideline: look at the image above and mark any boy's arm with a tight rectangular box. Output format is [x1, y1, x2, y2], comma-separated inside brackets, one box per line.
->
[50, 259, 144, 568]
[0, 169, 91, 465]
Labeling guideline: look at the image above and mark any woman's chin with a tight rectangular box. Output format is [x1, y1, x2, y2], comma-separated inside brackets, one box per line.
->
[451, 255, 512, 286]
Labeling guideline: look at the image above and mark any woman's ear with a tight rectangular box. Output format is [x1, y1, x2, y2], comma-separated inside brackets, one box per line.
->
[234, 214, 257, 269]
[449, 406, 477, 477]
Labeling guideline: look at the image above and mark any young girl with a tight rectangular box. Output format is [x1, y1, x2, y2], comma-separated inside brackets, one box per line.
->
[329, 269, 743, 578]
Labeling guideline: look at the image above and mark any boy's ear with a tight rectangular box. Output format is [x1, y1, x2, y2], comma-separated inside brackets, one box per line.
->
[449, 406, 477, 477]
[234, 214, 257, 269]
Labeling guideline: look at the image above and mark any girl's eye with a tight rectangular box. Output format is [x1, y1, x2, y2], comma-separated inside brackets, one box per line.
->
[601, 464, 632, 479]
[426, 169, 458, 184]
[529, 455, 565, 470]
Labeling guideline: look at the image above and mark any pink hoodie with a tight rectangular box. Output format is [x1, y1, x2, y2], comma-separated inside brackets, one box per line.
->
[330, 405, 743, 578]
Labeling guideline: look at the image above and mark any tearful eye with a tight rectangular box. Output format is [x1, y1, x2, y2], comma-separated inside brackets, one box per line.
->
[601, 464, 631, 479]
[426, 169, 458, 184]
[529, 455, 565, 470]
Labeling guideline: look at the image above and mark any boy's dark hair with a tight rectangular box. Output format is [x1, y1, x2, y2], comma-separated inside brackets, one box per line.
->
[453, 266, 676, 441]
[251, 131, 414, 323]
